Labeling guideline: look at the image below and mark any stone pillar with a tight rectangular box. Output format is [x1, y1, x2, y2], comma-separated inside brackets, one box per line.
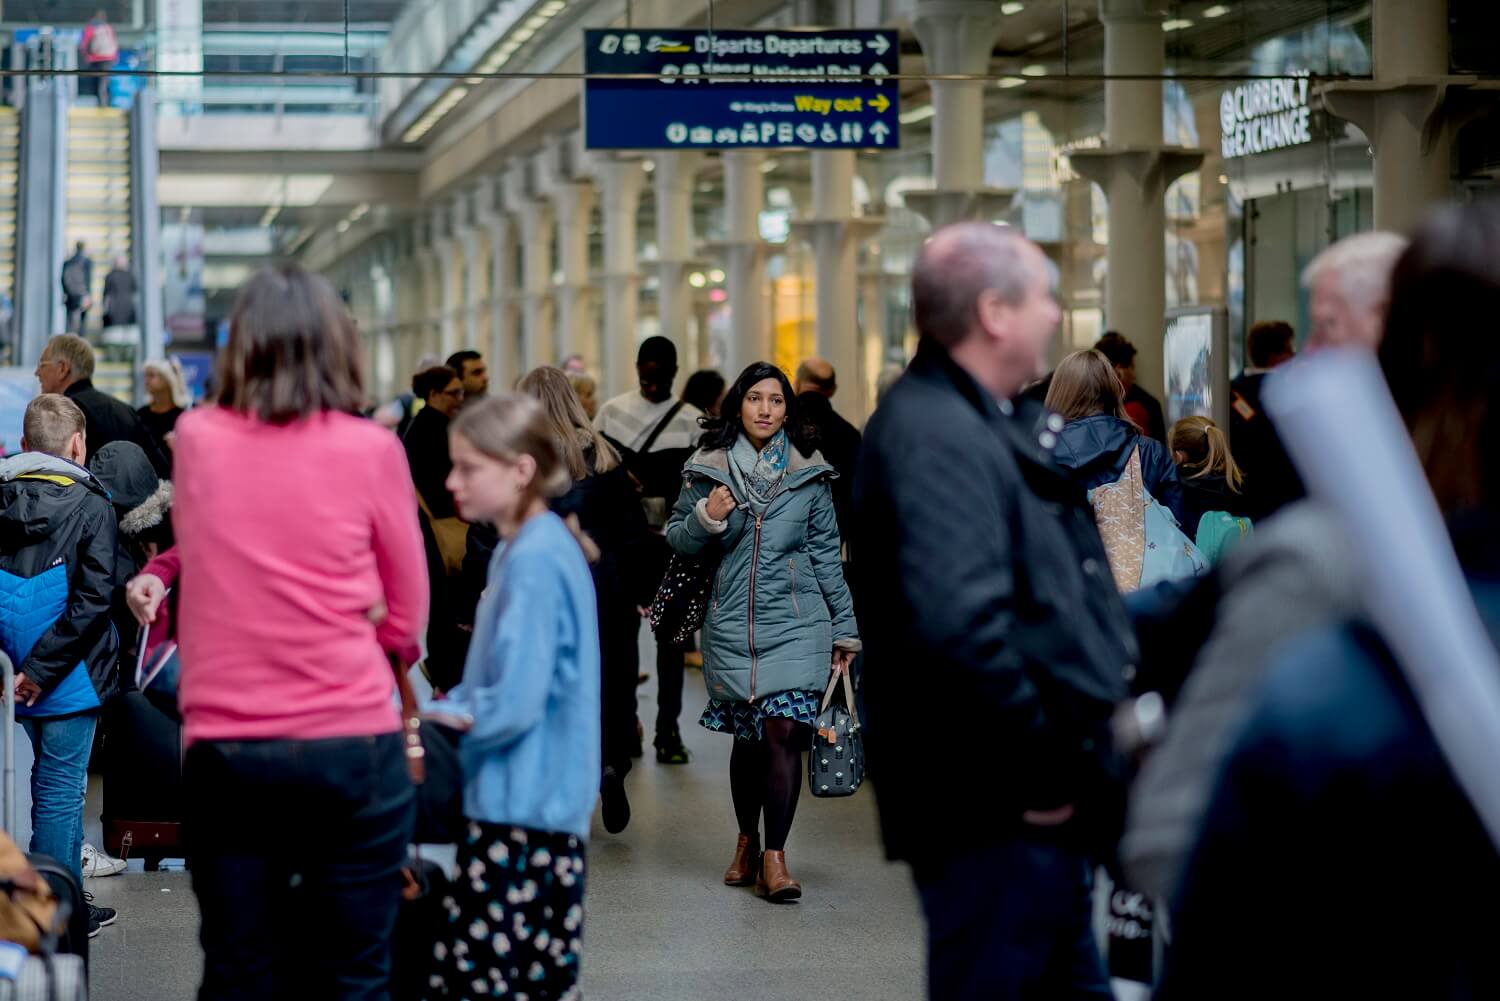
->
[653, 151, 705, 364]
[1069, 0, 1204, 398]
[719, 150, 772, 377]
[476, 177, 515, 387]
[792, 150, 883, 422]
[905, 2, 1014, 228]
[596, 158, 646, 399]
[1323, 0, 1453, 233]
[506, 161, 553, 373]
[549, 181, 597, 369]
[459, 223, 485, 352]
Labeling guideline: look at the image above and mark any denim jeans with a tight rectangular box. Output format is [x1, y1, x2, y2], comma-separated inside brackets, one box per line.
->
[21, 713, 99, 887]
[915, 836, 1112, 1001]
[184, 732, 416, 1001]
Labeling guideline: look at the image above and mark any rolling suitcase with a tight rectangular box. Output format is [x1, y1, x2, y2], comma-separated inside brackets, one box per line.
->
[101, 691, 182, 868]
[0, 651, 87, 999]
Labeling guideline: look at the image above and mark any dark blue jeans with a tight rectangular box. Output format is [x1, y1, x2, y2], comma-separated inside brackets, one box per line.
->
[915, 836, 1112, 1001]
[184, 733, 416, 1001]
[21, 712, 99, 887]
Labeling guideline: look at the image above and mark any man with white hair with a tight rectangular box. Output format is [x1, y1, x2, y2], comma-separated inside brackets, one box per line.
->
[1123, 230, 1409, 901]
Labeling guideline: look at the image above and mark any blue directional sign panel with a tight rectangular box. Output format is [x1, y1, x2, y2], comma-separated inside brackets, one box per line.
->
[583, 28, 900, 151]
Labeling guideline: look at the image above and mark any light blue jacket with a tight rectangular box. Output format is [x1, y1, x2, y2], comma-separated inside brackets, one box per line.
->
[444, 512, 601, 841]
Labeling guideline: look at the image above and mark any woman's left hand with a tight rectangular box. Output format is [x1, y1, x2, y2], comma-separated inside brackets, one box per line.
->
[831, 649, 856, 677]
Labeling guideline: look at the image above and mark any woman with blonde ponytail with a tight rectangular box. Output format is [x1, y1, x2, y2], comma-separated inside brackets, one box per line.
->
[1171, 415, 1255, 557]
[434, 392, 601, 999]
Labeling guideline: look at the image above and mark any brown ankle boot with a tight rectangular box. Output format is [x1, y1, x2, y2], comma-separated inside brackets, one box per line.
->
[723, 834, 761, 886]
[756, 850, 802, 902]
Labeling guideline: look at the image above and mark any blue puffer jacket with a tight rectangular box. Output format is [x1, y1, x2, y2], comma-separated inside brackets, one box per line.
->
[666, 446, 859, 703]
[1052, 414, 1187, 528]
[0, 453, 120, 718]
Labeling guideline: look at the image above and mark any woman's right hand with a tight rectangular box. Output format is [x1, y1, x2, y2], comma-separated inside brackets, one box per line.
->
[706, 485, 737, 522]
[126, 573, 167, 627]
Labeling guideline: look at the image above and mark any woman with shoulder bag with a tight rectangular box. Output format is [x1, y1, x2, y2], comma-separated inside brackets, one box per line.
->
[665, 362, 860, 902]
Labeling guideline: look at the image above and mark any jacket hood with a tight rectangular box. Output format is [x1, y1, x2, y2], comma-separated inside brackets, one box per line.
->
[685, 442, 833, 489]
[1052, 415, 1140, 479]
[0, 453, 107, 545]
[88, 441, 165, 524]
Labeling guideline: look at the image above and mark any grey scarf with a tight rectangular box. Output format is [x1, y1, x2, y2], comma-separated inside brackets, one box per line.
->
[726, 430, 790, 518]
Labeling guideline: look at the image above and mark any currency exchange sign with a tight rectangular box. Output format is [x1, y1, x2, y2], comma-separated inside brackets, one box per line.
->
[583, 28, 900, 150]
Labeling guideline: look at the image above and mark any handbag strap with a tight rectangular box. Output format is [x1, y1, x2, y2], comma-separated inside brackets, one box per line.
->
[638, 400, 687, 455]
[818, 667, 862, 730]
[390, 654, 426, 785]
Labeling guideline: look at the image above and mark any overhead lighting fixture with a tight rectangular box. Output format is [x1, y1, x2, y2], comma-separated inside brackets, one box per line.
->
[1021, 64, 1047, 76]
[540, 0, 566, 13]
[759, 158, 778, 174]
[1001, 1, 1024, 12]
[689, 271, 707, 288]
[259, 205, 280, 228]
[1218, 174, 1229, 184]
[1203, 4, 1231, 17]
[1162, 18, 1193, 31]
[998, 76, 1028, 89]
[709, 268, 726, 283]
[350, 203, 370, 221]
[1028, 30, 1047, 43]
[642, 160, 656, 172]
[899, 104, 936, 124]
[336, 220, 351, 234]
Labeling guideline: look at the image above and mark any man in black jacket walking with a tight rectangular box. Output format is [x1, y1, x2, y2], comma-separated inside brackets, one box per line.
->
[36, 334, 170, 478]
[795, 358, 861, 544]
[854, 222, 1137, 1000]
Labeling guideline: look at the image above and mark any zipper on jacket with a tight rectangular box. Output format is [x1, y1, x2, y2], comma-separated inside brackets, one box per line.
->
[748, 515, 763, 702]
[788, 558, 801, 619]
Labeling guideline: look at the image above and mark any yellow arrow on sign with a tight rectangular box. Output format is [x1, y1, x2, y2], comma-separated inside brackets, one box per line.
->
[870, 93, 890, 114]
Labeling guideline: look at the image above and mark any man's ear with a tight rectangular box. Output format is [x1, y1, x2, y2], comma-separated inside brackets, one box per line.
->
[69, 431, 86, 465]
[19, 436, 28, 452]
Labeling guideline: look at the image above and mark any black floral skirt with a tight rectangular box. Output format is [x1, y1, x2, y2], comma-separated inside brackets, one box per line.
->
[700, 688, 821, 742]
[434, 821, 586, 1001]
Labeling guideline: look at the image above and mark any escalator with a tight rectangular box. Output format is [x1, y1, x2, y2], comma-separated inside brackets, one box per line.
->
[66, 105, 134, 401]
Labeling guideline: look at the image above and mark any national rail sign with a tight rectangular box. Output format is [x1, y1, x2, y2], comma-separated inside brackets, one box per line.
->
[583, 28, 900, 151]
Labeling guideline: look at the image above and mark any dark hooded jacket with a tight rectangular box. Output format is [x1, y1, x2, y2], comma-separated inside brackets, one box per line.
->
[1052, 414, 1187, 529]
[0, 453, 120, 717]
[89, 441, 173, 658]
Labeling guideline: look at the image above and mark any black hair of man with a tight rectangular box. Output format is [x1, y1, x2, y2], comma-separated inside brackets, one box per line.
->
[446, 350, 482, 376]
[1093, 331, 1138, 368]
[637, 336, 678, 370]
[1248, 320, 1296, 369]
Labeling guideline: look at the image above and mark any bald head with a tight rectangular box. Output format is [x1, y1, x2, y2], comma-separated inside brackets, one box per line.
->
[796, 358, 836, 397]
[913, 223, 1035, 348]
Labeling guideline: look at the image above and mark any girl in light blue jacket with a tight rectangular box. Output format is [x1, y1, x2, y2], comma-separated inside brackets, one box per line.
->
[435, 393, 600, 1001]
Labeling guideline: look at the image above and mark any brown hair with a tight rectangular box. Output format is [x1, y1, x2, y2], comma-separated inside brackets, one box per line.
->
[23, 394, 86, 457]
[1248, 320, 1295, 368]
[515, 366, 620, 480]
[1171, 415, 1243, 492]
[1045, 349, 1129, 423]
[451, 393, 598, 561]
[216, 266, 365, 425]
[413, 365, 459, 400]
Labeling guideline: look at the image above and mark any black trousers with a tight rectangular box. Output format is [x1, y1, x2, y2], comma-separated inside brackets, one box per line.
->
[185, 733, 416, 1001]
[655, 636, 685, 738]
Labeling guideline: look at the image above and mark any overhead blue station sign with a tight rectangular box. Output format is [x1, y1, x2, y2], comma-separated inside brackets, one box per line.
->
[583, 28, 900, 151]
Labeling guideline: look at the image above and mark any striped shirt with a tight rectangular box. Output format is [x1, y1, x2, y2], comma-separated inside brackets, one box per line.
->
[594, 392, 704, 455]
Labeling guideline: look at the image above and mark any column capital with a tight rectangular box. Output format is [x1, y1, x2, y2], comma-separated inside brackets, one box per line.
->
[1067, 147, 1205, 197]
[912, 1, 1005, 76]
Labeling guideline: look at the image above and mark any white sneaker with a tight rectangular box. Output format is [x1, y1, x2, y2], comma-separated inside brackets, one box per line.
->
[81, 843, 127, 878]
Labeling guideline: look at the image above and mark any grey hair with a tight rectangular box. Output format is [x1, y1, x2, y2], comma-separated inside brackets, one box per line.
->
[43, 333, 95, 381]
[912, 223, 1035, 348]
[1301, 231, 1409, 312]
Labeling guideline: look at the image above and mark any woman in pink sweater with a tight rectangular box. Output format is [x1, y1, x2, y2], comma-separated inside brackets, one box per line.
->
[128, 266, 428, 1000]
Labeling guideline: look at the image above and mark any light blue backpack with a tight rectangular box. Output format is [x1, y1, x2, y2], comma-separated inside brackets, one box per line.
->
[1089, 447, 1209, 592]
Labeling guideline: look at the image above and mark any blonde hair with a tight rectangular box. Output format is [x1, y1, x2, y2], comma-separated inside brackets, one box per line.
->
[144, 357, 192, 409]
[24, 394, 86, 457]
[450, 393, 597, 560]
[1171, 415, 1244, 492]
[1045, 349, 1129, 423]
[515, 366, 620, 480]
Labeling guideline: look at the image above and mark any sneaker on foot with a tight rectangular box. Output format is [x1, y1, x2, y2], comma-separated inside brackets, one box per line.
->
[81, 843, 127, 878]
[85, 892, 117, 938]
[654, 732, 690, 765]
[601, 767, 631, 834]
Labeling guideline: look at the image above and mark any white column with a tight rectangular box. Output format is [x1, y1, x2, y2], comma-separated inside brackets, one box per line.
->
[484, 211, 516, 386]
[653, 151, 704, 361]
[506, 162, 554, 373]
[721, 150, 771, 377]
[459, 225, 485, 352]
[550, 181, 597, 369]
[596, 159, 645, 399]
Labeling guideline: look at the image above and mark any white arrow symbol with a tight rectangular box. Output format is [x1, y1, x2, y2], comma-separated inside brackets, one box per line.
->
[869, 63, 889, 86]
[868, 35, 890, 56]
[871, 121, 890, 144]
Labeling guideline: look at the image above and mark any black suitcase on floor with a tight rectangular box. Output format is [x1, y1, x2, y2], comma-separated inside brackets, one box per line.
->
[101, 691, 182, 868]
[391, 856, 451, 1001]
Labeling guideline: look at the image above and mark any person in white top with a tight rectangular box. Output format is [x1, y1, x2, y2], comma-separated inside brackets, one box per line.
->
[595, 336, 704, 763]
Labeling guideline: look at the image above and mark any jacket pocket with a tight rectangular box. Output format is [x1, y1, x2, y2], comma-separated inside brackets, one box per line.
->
[788, 559, 802, 619]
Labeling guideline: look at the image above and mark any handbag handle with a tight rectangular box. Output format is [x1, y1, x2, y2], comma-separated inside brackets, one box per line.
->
[390, 654, 427, 786]
[818, 667, 862, 731]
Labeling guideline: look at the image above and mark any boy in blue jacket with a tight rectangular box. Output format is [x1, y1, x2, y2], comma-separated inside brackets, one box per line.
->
[0, 394, 120, 935]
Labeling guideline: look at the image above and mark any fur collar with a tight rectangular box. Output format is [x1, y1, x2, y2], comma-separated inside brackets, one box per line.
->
[120, 480, 173, 537]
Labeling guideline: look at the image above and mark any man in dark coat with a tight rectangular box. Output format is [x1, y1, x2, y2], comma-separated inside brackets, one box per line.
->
[102, 258, 137, 329]
[794, 357, 861, 543]
[855, 222, 1137, 1000]
[37, 334, 170, 478]
[1230, 320, 1303, 519]
[1095, 331, 1167, 442]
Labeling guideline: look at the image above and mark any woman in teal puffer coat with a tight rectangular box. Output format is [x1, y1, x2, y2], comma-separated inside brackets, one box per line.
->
[666, 362, 860, 903]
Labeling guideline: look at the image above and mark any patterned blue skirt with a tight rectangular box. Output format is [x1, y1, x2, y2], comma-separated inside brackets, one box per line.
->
[700, 688, 821, 742]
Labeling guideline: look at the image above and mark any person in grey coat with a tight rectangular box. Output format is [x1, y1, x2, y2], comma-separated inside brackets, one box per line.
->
[666, 361, 860, 904]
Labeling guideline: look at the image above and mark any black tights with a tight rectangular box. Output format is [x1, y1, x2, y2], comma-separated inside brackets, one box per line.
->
[729, 718, 804, 852]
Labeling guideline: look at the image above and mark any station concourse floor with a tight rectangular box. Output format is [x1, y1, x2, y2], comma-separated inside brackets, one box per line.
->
[80, 638, 927, 1001]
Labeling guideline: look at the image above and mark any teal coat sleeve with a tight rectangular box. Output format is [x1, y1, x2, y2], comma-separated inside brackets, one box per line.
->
[807, 481, 860, 647]
[665, 476, 717, 556]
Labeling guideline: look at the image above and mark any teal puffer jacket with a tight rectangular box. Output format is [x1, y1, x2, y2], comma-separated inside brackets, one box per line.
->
[666, 446, 859, 703]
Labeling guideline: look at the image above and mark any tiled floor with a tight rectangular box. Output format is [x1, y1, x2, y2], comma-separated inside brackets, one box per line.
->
[78, 655, 926, 1000]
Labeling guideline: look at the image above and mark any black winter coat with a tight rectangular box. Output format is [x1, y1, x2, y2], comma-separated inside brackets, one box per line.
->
[853, 339, 1138, 866]
[1178, 471, 1255, 539]
[798, 392, 861, 545]
[1229, 371, 1304, 520]
[64, 379, 170, 479]
[403, 405, 456, 520]
[1052, 414, 1188, 528]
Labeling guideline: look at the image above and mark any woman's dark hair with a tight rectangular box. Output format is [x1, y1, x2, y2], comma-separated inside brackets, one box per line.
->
[216, 265, 365, 424]
[1379, 201, 1500, 513]
[698, 362, 817, 456]
[682, 369, 727, 415]
[413, 365, 458, 400]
